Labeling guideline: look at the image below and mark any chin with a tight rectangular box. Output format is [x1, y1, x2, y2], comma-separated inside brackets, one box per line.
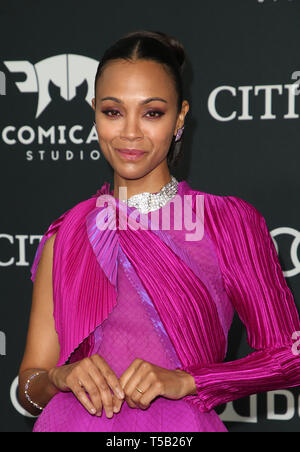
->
[113, 165, 155, 181]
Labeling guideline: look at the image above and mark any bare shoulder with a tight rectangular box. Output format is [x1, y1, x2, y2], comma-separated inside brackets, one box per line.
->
[33, 233, 57, 281]
[45, 232, 57, 246]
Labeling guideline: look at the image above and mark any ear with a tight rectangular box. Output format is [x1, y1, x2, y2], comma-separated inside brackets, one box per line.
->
[91, 97, 96, 111]
[174, 100, 189, 135]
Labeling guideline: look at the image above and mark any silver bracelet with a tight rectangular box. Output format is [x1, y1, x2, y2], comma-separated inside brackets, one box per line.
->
[24, 370, 47, 411]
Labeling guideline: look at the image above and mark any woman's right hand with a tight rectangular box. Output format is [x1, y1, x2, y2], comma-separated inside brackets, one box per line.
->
[48, 354, 125, 418]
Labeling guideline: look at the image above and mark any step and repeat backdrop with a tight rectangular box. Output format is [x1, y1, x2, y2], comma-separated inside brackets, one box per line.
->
[0, 0, 299, 432]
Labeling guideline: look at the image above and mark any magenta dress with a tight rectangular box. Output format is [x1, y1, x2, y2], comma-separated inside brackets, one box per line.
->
[30, 180, 300, 432]
[32, 244, 226, 432]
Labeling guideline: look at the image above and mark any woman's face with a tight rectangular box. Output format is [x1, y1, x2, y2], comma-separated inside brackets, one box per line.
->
[92, 58, 189, 180]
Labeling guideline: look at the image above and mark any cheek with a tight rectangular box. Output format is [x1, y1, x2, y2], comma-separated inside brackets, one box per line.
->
[146, 121, 175, 150]
[96, 120, 117, 143]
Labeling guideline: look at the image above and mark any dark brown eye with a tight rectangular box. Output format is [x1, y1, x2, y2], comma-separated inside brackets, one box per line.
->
[145, 110, 165, 119]
[101, 109, 121, 117]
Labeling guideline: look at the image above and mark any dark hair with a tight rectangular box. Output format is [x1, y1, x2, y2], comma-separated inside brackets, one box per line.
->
[94, 30, 187, 169]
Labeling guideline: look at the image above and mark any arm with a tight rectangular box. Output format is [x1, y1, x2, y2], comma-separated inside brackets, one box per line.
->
[177, 196, 300, 412]
[20, 218, 127, 418]
[18, 233, 61, 415]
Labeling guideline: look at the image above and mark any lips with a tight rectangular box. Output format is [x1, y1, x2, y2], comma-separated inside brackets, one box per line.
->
[117, 149, 146, 156]
[116, 148, 147, 161]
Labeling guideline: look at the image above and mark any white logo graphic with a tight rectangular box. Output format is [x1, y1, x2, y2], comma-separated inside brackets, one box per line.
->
[3, 54, 99, 118]
[0, 331, 6, 355]
[0, 71, 6, 95]
[208, 84, 300, 121]
[271, 227, 300, 278]
[0, 234, 42, 267]
[220, 390, 300, 423]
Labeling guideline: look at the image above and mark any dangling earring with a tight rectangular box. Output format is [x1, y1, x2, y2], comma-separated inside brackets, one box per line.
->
[175, 126, 184, 142]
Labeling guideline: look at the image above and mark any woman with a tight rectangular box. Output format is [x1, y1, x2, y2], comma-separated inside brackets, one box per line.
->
[18, 30, 300, 432]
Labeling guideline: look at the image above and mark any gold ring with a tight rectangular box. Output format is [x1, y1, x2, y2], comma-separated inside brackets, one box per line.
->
[135, 386, 144, 394]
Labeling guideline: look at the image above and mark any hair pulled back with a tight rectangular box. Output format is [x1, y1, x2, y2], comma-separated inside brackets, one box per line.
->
[94, 30, 187, 169]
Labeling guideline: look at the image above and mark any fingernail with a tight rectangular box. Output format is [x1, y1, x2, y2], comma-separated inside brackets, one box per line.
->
[90, 407, 96, 414]
[117, 389, 125, 398]
[113, 406, 119, 413]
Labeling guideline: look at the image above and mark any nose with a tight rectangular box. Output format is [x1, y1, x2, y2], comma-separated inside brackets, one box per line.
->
[120, 115, 143, 141]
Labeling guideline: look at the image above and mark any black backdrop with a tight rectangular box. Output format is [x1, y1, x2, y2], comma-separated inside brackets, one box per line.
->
[0, 0, 299, 432]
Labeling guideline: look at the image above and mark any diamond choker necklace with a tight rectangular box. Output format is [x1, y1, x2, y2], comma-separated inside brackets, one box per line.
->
[122, 175, 179, 214]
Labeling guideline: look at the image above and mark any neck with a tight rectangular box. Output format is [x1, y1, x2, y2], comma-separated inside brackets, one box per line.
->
[113, 164, 172, 200]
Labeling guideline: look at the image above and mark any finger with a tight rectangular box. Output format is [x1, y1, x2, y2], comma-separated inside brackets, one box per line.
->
[123, 361, 153, 405]
[112, 393, 124, 413]
[124, 380, 149, 409]
[89, 357, 121, 418]
[77, 373, 104, 415]
[125, 394, 138, 409]
[100, 384, 114, 418]
[130, 380, 153, 408]
[119, 358, 143, 392]
[73, 379, 97, 415]
[135, 383, 158, 409]
[92, 355, 125, 400]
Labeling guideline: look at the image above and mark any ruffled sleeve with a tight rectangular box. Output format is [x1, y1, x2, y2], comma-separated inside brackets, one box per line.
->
[177, 195, 300, 412]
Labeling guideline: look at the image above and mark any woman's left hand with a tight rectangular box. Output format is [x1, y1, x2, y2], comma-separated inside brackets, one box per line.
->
[113, 358, 196, 412]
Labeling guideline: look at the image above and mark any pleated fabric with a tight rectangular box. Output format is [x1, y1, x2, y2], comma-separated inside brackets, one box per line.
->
[30, 179, 300, 424]
[33, 243, 227, 432]
[177, 193, 300, 412]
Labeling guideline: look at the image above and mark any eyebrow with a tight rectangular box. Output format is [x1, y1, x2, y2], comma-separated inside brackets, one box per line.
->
[100, 96, 168, 104]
